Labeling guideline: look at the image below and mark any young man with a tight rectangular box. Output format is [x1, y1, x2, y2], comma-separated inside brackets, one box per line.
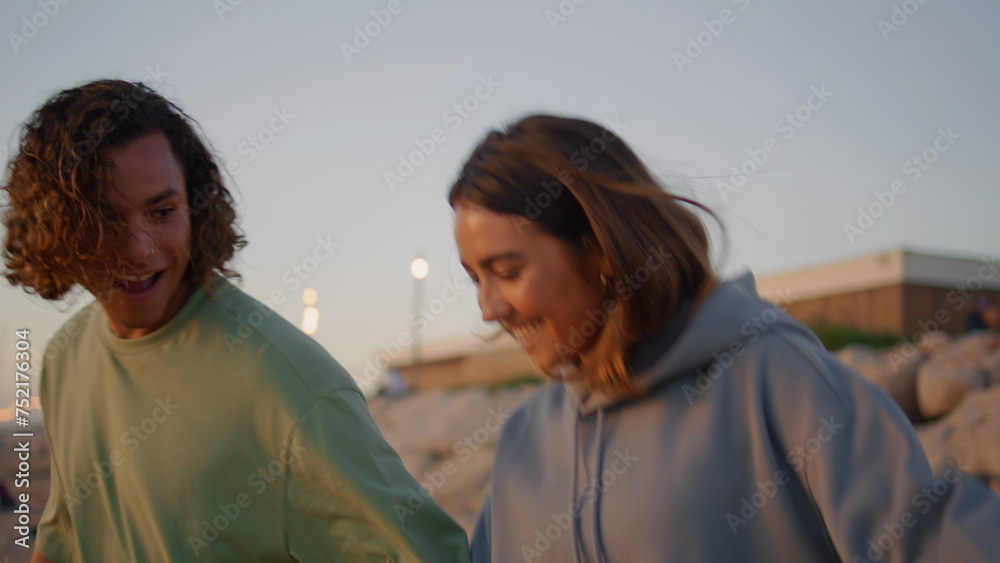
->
[3, 80, 469, 562]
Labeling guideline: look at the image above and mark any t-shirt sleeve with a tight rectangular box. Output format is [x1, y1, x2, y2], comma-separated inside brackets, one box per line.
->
[763, 338, 1000, 562]
[283, 389, 470, 562]
[34, 462, 76, 563]
[34, 359, 76, 563]
[470, 493, 492, 563]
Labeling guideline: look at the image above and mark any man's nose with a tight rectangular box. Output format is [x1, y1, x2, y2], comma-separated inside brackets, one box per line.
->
[121, 220, 155, 263]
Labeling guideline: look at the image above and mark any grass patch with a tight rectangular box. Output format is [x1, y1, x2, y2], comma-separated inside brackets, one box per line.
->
[484, 374, 543, 395]
[809, 324, 900, 351]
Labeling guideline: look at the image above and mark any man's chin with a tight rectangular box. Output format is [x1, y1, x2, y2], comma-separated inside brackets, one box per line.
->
[105, 310, 167, 338]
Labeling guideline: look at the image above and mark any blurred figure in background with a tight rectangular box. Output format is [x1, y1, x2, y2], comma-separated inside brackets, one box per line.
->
[982, 301, 1000, 332]
[964, 297, 988, 332]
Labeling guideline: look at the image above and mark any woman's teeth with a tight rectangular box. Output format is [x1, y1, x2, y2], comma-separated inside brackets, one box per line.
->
[511, 320, 542, 341]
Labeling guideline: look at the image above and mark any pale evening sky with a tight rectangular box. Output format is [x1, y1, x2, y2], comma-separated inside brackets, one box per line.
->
[1, 0, 997, 405]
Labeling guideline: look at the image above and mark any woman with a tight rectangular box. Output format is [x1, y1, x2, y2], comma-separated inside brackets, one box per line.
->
[450, 115, 1000, 562]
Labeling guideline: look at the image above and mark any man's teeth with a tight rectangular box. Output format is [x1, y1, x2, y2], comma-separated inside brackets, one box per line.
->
[122, 272, 156, 282]
[512, 321, 542, 341]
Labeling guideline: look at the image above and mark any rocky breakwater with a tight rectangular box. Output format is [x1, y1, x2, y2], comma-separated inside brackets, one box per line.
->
[368, 385, 541, 535]
[369, 331, 1000, 537]
[835, 331, 1000, 494]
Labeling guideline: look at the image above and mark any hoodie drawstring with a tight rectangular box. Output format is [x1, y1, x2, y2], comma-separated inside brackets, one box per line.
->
[571, 414, 583, 563]
[571, 409, 610, 563]
[593, 409, 608, 563]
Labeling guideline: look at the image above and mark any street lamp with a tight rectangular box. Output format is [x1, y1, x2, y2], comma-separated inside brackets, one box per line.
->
[410, 258, 429, 280]
[301, 288, 319, 335]
[409, 257, 429, 380]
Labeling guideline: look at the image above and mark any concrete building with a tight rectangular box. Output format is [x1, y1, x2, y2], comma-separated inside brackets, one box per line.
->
[389, 249, 1000, 390]
[388, 336, 539, 391]
[755, 249, 1000, 338]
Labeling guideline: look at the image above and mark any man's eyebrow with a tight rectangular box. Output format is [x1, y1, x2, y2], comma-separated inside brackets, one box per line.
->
[146, 188, 180, 206]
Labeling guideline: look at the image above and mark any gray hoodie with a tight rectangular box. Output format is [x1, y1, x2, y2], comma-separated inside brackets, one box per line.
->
[471, 273, 1000, 562]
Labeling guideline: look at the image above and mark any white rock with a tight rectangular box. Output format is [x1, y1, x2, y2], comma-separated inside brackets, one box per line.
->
[929, 331, 1000, 363]
[369, 384, 541, 534]
[914, 332, 999, 419]
[917, 362, 988, 420]
[915, 331, 952, 357]
[976, 349, 1000, 387]
[916, 387, 1000, 483]
[836, 343, 923, 420]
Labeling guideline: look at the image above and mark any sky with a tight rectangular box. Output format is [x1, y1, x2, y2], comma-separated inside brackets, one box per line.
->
[1, 0, 998, 406]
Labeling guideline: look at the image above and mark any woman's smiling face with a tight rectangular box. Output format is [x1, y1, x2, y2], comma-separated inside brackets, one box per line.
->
[454, 200, 607, 373]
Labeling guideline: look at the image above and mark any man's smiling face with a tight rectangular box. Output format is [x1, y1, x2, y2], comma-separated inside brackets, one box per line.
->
[88, 131, 195, 339]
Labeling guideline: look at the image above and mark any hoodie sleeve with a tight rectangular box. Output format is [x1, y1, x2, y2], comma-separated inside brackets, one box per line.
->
[759, 335, 1000, 563]
[283, 390, 471, 562]
[470, 494, 492, 563]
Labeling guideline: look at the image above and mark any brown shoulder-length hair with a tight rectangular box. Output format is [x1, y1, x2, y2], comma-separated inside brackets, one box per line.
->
[2, 79, 245, 300]
[449, 114, 717, 397]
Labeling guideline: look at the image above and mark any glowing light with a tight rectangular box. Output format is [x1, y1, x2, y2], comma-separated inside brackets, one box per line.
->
[302, 288, 318, 306]
[410, 258, 429, 280]
[302, 306, 319, 335]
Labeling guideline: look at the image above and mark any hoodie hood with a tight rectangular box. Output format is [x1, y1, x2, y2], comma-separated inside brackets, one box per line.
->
[567, 272, 789, 415]
[559, 272, 784, 562]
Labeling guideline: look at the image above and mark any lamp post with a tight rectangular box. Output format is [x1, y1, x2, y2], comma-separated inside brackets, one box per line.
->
[409, 257, 429, 380]
[301, 288, 319, 335]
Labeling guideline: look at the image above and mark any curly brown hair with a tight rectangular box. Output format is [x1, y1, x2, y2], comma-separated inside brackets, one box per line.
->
[2, 79, 245, 300]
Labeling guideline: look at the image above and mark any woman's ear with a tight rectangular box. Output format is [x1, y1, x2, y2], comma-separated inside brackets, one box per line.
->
[582, 235, 612, 281]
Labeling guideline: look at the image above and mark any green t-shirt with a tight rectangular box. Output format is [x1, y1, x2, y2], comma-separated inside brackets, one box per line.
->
[37, 280, 469, 562]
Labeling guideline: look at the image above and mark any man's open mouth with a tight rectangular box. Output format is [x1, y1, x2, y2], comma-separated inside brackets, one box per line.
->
[118, 271, 162, 294]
